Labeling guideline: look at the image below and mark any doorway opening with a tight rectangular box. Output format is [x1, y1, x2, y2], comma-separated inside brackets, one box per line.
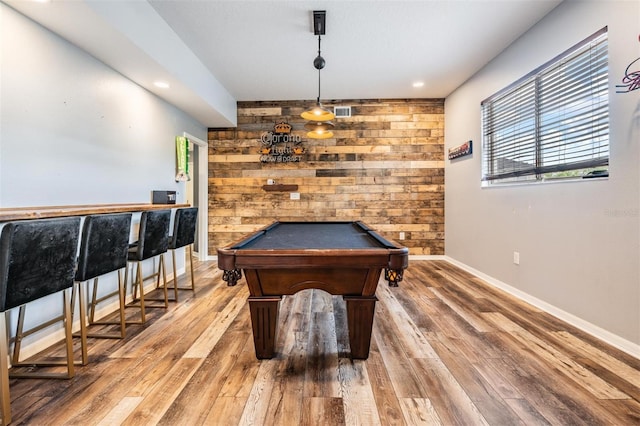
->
[183, 132, 209, 259]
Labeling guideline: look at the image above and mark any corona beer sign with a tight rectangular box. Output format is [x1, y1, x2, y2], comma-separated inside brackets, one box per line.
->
[259, 122, 305, 163]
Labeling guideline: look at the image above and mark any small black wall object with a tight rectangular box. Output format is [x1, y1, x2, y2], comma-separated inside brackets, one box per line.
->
[152, 190, 176, 204]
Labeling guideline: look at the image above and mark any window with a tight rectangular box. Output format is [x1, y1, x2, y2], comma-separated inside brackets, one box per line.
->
[482, 28, 609, 185]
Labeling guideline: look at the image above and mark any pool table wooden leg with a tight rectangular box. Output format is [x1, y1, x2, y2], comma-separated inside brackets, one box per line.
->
[344, 295, 377, 359]
[248, 296, 282, 359]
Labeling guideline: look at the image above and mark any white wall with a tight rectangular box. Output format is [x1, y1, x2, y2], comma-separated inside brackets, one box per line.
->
[1, 4, 205, 206]
[445, 0, 639, 351]
[0, 4, 207, 356]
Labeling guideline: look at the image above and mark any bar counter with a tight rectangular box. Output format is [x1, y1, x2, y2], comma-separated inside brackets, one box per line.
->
[0, 203, 189, 222]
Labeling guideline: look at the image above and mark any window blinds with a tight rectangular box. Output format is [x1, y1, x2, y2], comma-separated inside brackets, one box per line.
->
[482, 28, 609, 182]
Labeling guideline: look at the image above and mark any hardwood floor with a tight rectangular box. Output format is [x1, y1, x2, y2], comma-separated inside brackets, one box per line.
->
[5, 260, 640, 425]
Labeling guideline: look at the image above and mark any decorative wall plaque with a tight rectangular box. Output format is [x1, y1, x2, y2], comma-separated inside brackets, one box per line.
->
[448, 140, 473, 160]
[259, 122, 305, 163]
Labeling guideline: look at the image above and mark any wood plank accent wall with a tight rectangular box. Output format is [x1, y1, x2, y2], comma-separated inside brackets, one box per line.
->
[207, 99, 444, 255]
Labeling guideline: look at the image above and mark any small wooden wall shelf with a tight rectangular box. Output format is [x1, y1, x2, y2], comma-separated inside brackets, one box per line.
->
[262, 184, 298, 192]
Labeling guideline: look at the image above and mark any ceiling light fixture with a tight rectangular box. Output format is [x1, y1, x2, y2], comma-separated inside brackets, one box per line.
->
[154, 81, 170, 89]
[302, 10, 335, 139]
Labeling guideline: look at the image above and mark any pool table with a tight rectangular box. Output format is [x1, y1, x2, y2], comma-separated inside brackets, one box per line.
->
[217, 221, 409, 359]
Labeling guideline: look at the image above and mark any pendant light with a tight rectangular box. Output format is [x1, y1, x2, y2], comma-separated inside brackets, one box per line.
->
[302, 11, 335, 138]
[304, 121, 334, 139]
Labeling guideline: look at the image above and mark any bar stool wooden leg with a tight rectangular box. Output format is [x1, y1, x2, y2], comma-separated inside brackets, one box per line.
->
[86, 269, 128, 339]
[76, 282, 88, 365]
[136, 261, 146, 324]
[169, 245, 196, 299]
[10, 289, 76, 379]
[11, 308, 26, 367]
[127, 259, 164, 325]
[61, 289, 76, 378]
[153, 254, 172, 304]
[188, 245, 195, 291]
[170, 249, 180, 302]
[118, 268, 127, 337]
[0, 314, 11, 426]
[69, 282, 89, 365]
[130, 262, 139, 304]
[160, 254, 169, 307]
[89, 278, 99, 325]
[143, 255, 169, 308]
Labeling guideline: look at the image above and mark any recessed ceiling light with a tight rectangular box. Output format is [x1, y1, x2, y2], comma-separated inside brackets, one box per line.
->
[412, 81, 425, 88]
[154, 81, 170, 89]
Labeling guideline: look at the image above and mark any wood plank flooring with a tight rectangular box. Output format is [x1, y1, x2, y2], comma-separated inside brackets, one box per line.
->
[5, 260, 640, 425]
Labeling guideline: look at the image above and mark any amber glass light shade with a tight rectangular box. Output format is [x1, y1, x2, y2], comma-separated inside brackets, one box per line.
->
[305, 120, 334, 139]
[301, 102, 335, 121]
[304, 120, 334, 132]
[306, 129, 334, 139]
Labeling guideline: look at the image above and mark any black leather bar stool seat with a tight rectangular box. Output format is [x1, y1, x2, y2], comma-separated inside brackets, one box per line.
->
[167, 207, 198, 302]
[75, 213, 132, 353]
[126, 209, 171, 324]
[0, 217, 81, 425]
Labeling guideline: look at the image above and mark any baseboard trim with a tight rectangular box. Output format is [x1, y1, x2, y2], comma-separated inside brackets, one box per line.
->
[409, 255, 447, 260]
[443, 256, 640, 360]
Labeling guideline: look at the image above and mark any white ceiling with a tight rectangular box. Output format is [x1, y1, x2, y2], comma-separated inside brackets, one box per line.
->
[4, 0, 563, 127]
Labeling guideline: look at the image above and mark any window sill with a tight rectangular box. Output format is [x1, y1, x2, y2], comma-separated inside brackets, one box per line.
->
[481, 175, 609, 188]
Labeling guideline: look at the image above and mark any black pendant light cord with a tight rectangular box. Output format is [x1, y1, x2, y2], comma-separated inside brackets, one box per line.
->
[302, 10, 334, 133]
[318, 35, 321, 102]
[315, 35, 324, 103]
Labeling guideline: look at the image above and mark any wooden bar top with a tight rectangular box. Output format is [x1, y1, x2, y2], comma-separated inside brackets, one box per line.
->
[0, 203, 190, 222]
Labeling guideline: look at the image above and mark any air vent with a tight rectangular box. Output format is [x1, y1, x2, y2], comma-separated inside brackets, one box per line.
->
[334, 106, 351, 118]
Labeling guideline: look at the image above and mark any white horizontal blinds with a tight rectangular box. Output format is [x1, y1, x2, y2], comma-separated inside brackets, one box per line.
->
[482, 28, 609, 182]
[482, 78, 537, 180]
[537, 32, 609, 174]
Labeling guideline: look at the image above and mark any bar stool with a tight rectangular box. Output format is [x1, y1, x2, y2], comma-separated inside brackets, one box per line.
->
[126, 209, 171, 325]
[167, 207, 198, 302]
[0, 217, 81, 425]
[76, 213, 132, 353]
